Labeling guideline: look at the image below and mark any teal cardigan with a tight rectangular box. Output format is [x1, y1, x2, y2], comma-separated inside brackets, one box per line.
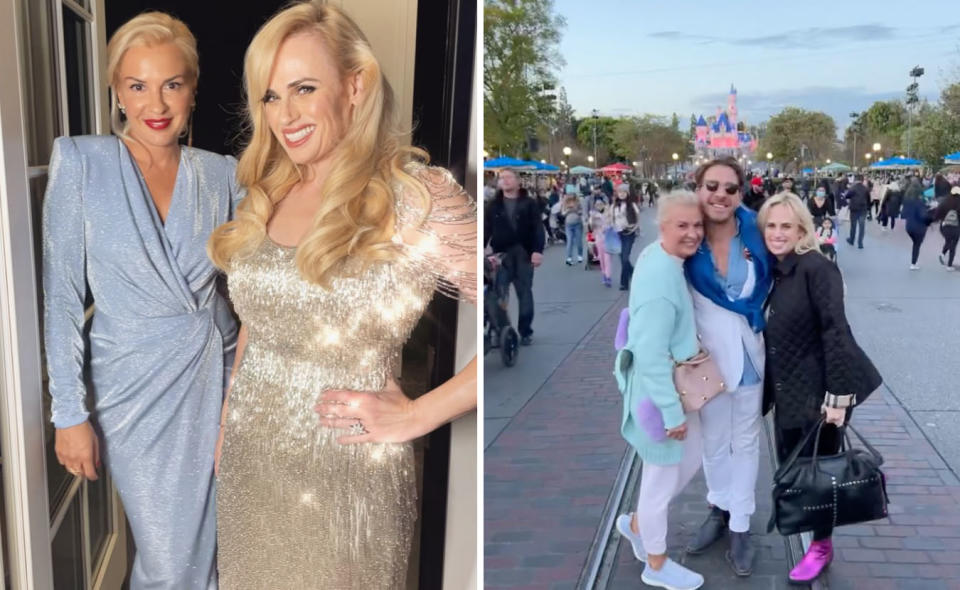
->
[614, 242, 700, 465]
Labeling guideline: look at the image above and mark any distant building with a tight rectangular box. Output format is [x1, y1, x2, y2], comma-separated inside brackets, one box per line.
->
[694, 84, 757, 159]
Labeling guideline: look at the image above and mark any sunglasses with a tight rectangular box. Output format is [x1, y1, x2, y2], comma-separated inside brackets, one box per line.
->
[701, 181, 740, 195]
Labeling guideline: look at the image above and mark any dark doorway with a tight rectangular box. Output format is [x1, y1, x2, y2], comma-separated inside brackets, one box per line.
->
[406, 0, 475, 588]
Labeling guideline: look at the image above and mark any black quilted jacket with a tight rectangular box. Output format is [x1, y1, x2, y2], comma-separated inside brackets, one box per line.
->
[762, 251, 882, 429]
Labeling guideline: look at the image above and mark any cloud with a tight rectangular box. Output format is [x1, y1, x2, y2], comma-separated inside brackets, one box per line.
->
[648, 24, 898, 49]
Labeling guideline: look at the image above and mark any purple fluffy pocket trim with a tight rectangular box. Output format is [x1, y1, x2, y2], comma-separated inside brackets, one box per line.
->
[635, 397, 668, 442]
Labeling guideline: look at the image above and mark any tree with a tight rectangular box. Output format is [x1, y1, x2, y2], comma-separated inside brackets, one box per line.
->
[908, 107, 960, 166]
[483, 0, 566, 156]
[576, 116, 619, 163]
[759, 107, 837, 167]
[942, 82, 960, 119]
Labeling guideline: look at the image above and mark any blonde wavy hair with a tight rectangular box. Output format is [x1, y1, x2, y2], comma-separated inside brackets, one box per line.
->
[757, 192, 822, 256]
[106, 11, 199, 139]
[207, 0, 430, 286]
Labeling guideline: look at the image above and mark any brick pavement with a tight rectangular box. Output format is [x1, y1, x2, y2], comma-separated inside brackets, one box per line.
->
[485, 295, 629, 589]
[825, 388, 960, 590]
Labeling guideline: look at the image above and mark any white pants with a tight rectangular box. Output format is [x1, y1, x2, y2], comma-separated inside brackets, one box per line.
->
[635, 412, 703, 556]
[699, 382, 762, 532]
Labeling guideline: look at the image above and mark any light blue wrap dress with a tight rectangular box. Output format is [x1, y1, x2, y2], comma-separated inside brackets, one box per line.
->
[42, 135, 241, 589]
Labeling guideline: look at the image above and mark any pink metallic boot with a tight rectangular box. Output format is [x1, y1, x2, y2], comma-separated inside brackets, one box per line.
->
[789, 538, 833, 584]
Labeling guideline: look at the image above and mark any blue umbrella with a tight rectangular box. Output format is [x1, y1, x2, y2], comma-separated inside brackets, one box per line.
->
[528, 161, 559, 172]
[869, 156, 923, 168]
[483, 157, 537, 170]
[944, 151, 960, 164]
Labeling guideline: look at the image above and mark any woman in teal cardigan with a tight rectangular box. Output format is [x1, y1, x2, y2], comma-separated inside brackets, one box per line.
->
[613, 190, 707, 590]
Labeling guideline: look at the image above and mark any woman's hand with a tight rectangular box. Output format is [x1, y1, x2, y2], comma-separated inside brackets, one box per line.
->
[55, 421, 100, 480]
[823, 406, 847, 426]
[665, 422, 688, 441]
[316, 378, 428, 444]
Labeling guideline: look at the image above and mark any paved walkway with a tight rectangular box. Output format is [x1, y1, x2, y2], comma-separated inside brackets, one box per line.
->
[484, 204, 960, 590]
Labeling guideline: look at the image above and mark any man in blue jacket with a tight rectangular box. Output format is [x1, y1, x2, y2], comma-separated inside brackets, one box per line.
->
[683, 157, 774, 577]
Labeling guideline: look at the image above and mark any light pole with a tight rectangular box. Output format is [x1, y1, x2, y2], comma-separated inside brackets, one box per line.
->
[906, 66, 924, 158]
[591, 109, 599, 167]
[563, 146, 572, 159]
[587, 155, 595, 167]
[872, 142, 881, 162]
[865, 153, 872, 168]
[766, 152, 773, 175]
[849, 111, 860, 170]
[672, 152, 679, 179]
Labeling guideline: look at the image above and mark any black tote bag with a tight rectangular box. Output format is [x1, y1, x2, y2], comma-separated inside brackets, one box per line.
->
[768, 419, 889, 536]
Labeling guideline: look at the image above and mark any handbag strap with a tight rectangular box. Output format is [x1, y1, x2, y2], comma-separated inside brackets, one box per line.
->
[840, 423, 885, 466]
[773, 418, 826, 483]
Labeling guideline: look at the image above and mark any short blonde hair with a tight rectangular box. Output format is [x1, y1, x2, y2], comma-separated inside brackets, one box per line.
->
[757, 192, 822, 256]
[106, 12, 199, 138]
[656, 189, 700, 225]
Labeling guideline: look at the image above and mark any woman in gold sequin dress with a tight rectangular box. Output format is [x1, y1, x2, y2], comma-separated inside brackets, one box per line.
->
[206, 3, 477, 588]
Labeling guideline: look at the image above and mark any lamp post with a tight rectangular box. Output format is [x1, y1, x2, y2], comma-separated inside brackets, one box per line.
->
[672, 152, 679, 179]
[906, 66, 924, 158]
[563, 146, 572, 158]
[587, 155, 595, 166]
[865, 153, 872, 167]
[849, 111, 860, 170]
[872, 142, 881, 162]
[483, 149, 489, 159]
[591, 109, 599, 167]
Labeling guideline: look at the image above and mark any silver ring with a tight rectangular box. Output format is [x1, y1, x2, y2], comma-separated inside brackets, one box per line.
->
[349, 421, 367, 435]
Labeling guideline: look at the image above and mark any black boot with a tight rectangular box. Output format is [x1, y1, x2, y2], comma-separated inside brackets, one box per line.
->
[686, 506, 729, 554]
[726, 531, 755, 577]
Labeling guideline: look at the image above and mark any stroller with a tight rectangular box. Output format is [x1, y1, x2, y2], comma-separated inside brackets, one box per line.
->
[483, 254, 519, 367]
[584, 230, 599, 270]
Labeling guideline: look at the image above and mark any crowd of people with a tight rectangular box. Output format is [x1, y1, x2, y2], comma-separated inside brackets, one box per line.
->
[738, 169, 960, 270]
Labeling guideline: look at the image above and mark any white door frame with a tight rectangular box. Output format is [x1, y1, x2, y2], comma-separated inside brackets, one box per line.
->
[0, 0, 57, 586]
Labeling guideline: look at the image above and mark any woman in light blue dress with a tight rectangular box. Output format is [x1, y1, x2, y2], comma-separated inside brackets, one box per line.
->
[43, 13, 239, 589]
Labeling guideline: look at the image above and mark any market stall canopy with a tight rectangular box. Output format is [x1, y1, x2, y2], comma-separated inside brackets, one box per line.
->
[869, 156, 923, 169]
[570, 165, 595, 174]
[483, 156, 537, 170]
[528, 161, 560, 173]
[820, 162, 851, 172]
[600, 162, 632, 173]
[802, 168, 815, 175]
[944, 151, 960, 164]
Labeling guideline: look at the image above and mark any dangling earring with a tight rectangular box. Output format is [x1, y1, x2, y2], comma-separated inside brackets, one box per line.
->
[180, 104, 195, 146]
[119, 105, 126, 115]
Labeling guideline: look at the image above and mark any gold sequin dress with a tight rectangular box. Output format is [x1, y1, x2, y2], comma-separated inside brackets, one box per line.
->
[216, 165, 476, 589]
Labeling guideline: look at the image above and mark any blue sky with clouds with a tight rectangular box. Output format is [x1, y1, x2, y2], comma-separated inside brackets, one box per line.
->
[555, 0, 958, 132]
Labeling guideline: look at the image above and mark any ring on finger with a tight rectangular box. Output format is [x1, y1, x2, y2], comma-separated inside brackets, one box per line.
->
[349, 421, 367, 435]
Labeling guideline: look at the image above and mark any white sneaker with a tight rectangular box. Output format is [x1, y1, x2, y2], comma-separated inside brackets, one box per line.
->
[641, 558, 704, 590]
[577, 256, 584, 263]
[909, 264, 920, 270]
[948, 266, 956, 272]
[615, 514, 647, 561]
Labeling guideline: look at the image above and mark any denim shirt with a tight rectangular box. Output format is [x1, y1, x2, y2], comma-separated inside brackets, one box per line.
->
[712, 221, 762, 386]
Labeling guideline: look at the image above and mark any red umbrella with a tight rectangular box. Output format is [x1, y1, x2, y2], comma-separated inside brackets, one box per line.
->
[600, 162, 632, 173]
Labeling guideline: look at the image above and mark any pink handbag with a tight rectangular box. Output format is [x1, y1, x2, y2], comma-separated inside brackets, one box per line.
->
[672, 347, 725, 413]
